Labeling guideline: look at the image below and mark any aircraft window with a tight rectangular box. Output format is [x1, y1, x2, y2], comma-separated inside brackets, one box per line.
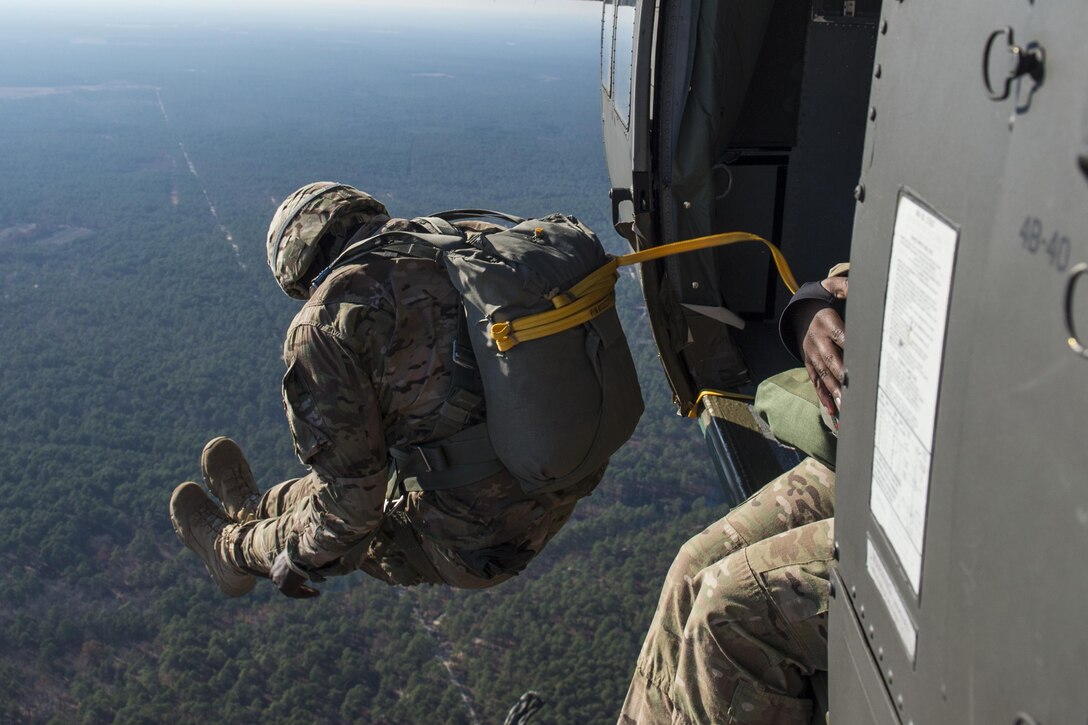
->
[601, 2, 615, 95]
[613, 2, 636, 127]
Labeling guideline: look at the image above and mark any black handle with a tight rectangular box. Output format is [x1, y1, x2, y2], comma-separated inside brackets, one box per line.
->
[1063, 262, 1088, 359]
[982, 26, 1044, 102]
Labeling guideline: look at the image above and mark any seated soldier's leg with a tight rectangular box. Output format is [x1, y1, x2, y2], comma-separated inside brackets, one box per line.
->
[619, 458, 834, 725]
[670, 518, 834, 725]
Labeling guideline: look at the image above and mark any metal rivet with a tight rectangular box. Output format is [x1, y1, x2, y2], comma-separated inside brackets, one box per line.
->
[854, 184, 866, 202]
[875, 64, 882, 79]
[897, 694, 905, 709]
[850, 585, 858, 597]
[683, 200, 692, 209]
[691, 281, 700, 290]
[881, 19, 888, 34]
[886, 669, 894, 683]
[869, 106, 877, 121]
[877, 646, 885, 660]
[859, 605, 866, 618]
[832, 541, 840, 560]
[868, 625, 875, 639]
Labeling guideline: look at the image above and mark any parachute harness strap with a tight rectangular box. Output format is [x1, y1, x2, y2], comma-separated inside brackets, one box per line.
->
[488, 232, 800, 352]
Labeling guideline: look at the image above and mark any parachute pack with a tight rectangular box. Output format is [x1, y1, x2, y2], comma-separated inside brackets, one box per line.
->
[328, 210, 645, 494]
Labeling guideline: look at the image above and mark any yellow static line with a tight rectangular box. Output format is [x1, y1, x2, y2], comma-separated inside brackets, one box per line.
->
[489, 232, 799, 352]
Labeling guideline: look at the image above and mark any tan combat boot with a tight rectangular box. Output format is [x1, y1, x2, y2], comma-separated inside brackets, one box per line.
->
[201, 436, 261, 522]
[169, 482, 255, 597]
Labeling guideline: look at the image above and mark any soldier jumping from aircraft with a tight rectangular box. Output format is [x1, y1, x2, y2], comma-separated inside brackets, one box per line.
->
[618, 269, 848, 725]
[169, 182, 603, 598]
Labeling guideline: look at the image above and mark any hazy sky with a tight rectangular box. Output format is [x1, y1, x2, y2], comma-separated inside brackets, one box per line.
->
[2, 1, 604, 49]
[8, 0, 602, 21]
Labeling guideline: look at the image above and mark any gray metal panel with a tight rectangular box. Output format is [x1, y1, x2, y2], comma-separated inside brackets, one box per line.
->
[828, 569, 900, 725]
[832, 0, 1088, 723]
[937, 2, 1088, 721]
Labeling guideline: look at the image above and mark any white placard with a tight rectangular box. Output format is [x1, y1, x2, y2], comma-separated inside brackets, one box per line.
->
[867, 539, 918, 660]
[869, 194, 959, 595]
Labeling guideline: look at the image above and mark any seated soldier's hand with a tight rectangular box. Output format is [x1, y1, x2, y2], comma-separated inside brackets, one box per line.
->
[271, 550, 321, 598]
[797, 277, 848, 415]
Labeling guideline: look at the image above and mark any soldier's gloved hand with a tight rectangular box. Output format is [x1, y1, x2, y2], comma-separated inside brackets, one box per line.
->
[796, 277, 848, 416]
[270, 550, 321, 599]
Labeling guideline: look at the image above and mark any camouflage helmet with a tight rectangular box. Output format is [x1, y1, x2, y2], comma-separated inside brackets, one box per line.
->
[267, 182, 388, 299]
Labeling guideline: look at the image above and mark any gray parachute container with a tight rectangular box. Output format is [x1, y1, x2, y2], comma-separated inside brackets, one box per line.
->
[440, 213, 644, 492]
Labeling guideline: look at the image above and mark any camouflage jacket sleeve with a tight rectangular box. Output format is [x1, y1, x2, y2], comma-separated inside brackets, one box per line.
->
[280, 301, 392, 572]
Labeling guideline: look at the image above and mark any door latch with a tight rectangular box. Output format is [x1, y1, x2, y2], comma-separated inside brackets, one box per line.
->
[1064, 263, 1088, 359]
[982, 26, 1044, 102]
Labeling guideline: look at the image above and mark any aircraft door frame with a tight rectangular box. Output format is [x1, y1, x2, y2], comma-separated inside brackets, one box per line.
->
[601, 0, 655, 240]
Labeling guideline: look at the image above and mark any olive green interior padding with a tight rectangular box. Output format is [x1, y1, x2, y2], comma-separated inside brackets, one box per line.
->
[753, 367, 837, 469]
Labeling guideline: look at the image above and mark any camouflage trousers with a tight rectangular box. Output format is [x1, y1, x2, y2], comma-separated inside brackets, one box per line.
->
[230, 467, 601, 589]
[619, 458, 836, 725]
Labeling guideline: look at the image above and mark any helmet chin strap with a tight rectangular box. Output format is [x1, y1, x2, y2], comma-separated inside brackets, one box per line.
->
[302, 213, 396, 297]
[343, 213, 392, 248]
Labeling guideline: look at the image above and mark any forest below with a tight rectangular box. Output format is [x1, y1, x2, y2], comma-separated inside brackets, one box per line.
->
[0, 4, 731, 724]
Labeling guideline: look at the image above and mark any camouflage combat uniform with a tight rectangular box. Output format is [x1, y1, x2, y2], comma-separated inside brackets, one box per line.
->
[619, 457, 835, 725]
[228, 218, 602, 588]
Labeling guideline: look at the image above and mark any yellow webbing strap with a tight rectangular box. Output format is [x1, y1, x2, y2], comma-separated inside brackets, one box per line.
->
[615, 232, 799, 293]
[687, 389, 755, 419]
[691, 391, 763, 432]
[489, 232, 799, 352]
